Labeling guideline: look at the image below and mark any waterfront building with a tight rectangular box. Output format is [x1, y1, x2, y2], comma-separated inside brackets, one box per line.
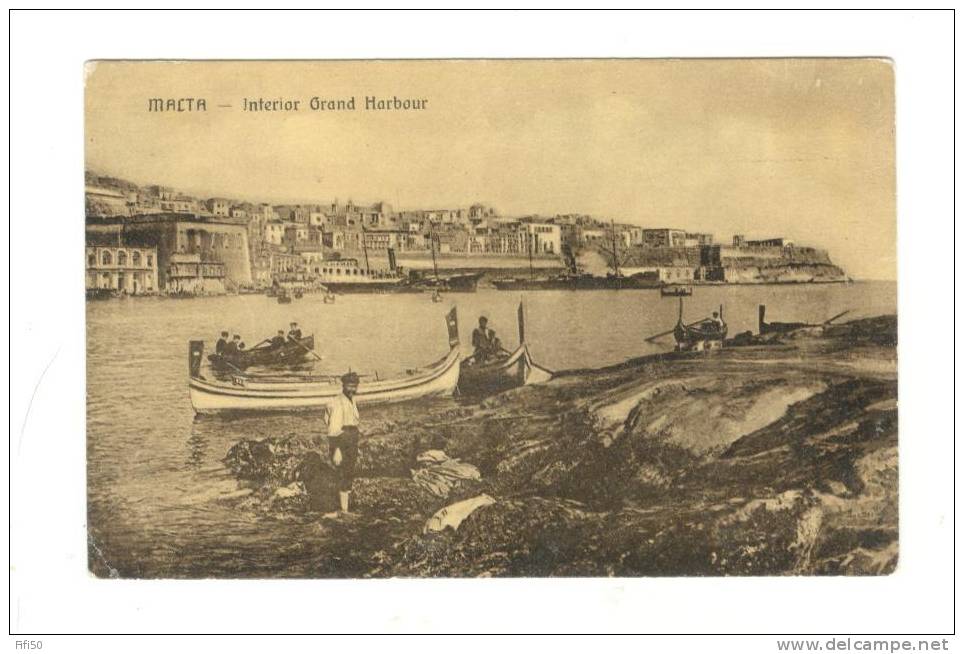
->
[526, 223, 561, 255]
[166, 252, 226, 294]
[363, 229, 400, 252]
[92, 213, 252, 290]
[685, 232, 714, 247]
[642, 228, 687, 248]
[745, 237, 792, 248]
[86, 245, 159, 294]
[270, 251, 304, 277]
[619, 264, 696, 282]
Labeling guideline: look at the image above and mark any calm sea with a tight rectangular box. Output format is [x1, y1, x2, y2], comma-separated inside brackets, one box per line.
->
[86, 281, 896, 577]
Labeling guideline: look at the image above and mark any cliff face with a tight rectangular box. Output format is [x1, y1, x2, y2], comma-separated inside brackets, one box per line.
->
[586, 244, 848, 283]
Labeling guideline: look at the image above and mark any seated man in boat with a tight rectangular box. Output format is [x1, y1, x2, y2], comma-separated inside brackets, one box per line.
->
[472, 316, 500, 362]
[215, 331, 229, 356]
[270, 330, 286, 349]
[223, 334, 241, 357]
[287, 322, 303, 341]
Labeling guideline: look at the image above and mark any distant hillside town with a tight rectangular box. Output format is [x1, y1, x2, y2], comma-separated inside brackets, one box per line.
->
[84, 171, 847, 296]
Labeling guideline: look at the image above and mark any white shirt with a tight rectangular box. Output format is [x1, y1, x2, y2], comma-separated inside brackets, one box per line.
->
[327, 392, 359, 437]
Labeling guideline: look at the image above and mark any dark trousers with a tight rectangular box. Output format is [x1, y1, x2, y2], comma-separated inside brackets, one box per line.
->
[328, 427, 360, 492]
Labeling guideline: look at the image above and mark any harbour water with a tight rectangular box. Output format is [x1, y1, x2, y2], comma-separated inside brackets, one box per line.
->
[87, 281, 896, 577]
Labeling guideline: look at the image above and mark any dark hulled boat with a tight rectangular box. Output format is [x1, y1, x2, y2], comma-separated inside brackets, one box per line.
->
[660, 284, 693, 297]
[758, 304, 813, 335]
[673, 299, 727, 351]
[492, 272, 660, 291]
[412, 271, 485, 292]
[458, 302, 553, 397]
[208, 335, 315, 371]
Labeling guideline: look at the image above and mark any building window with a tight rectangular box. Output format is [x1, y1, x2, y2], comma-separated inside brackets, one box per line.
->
[102, 250, 112, 266]
[147, 255, 153, 267]
[88, 253, 96, 267]
[132, 251, 141, 266]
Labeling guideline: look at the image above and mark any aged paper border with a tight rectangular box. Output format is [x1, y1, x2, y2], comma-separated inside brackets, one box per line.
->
[7, 7, 955, 642]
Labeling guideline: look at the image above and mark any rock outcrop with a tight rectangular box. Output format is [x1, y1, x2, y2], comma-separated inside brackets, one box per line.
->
[222, 316, 898, 577]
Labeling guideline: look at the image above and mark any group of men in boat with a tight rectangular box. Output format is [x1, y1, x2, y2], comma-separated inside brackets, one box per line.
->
[214, 322, 304, 357]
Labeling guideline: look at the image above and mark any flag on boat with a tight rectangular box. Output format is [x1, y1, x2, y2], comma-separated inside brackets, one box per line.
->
[446, 307, 459, 347]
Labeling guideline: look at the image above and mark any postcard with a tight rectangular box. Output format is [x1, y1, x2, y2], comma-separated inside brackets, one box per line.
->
[84, 59, 896, 578]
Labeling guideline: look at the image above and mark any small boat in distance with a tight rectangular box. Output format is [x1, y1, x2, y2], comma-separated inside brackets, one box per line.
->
[208, 335, 316, 372]
[458, 301, 553, 397]
[673, 298, 727, 351]
[188, 308, 462, 412]
[661, 284, 693, 297]
[277, 293, 292, 304]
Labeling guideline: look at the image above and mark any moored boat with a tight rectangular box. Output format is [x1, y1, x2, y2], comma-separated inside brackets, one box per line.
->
[673, 299, 727, 351]
[188, 309, 461, 412]
[458, 302, 553, 397]
[412, 271, 485, 293]
[208, 335, 316, 372]
[661, 284, 693, 297]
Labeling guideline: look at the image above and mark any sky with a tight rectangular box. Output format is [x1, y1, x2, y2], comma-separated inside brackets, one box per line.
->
[85, 59, 895, 280]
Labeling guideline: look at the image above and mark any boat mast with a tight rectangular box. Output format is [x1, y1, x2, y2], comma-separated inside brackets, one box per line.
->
[361, 224, 371, 276]
[610, 219, 621, 276]
[431, 231, 440, 283]
[527, 228, 534, 280]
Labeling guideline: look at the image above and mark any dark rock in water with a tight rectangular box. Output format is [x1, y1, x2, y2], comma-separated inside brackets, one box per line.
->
[297, 452, 339, 513]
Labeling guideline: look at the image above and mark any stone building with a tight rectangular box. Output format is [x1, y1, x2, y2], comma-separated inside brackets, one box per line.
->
[93, 213, 252, 291]
[642, 228, 687, 248]
[165, 252, 226, 294]
[85, 245, 159, 294]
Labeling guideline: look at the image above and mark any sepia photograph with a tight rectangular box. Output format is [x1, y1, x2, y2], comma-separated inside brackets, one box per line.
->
[83, 58, 898, 580]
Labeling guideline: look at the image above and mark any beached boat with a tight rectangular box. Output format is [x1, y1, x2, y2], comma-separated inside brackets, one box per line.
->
[660, 284, 693, 297]
[208, 335, 315, 372]
[188, 309, 461, 412]
[673, 299, 727, 351]
[277, 294, 292, 304]
[458, 302, 553, 396]
[758, 304, 850, 335]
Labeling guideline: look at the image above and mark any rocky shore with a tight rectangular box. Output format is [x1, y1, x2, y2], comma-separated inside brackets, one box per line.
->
[222, 315, 897, 577]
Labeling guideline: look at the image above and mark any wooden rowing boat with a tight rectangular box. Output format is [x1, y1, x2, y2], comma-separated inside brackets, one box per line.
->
[673, 298, 727, 351]
[188, 309, 461, 413]
[208, 335, 315, 371]
[458, 302, 553, 397]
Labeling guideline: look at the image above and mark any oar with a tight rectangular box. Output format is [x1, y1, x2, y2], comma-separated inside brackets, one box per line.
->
[216, 356, 247, 376]
[290, 337, 323, 362]
[823, 310, 850, 325]
[645, 319, 706, 343]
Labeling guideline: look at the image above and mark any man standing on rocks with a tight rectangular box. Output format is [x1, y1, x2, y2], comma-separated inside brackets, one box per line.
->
[326, 371, 361, 515]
